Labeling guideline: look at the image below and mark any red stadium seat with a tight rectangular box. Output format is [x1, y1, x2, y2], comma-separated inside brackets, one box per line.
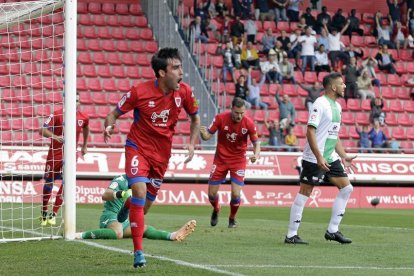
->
[351, 36, 364, 47]
[79, 92, 93, 104]
[116, 4, 130, 15]
[139, 28, 153, 40]
[177, 122, 191, 135]
[389, 100, 403, 112]
[399, 49, 412, 61]
[107, 53, 122, 65]
[385, 113, 398, 126]
[360, 99, 371, 111]
[119, 121, 131, 134]
[125, 66, 139, 79]
[137, 53, 150, 66]
[296, 111, 308, 124]
[381, 86, 395, 99]
[339, 126, 349, 139]
[102, 79, 117, 92]
[145, 41, 158, 53]
[102, 3, 115, 14]
[121, 53, 136, 66]
[387, 74, 401, 86]
[118, 79, 131, 92]
[83, 65, 97, 77]
[395, 87, 410, 99]
[342, 140, 358, 153]
[97, 27, 111, 39]
[263, 21, 276, 31]
[293, 125, 306, 138]
[290, 97, 305, 110]
[119, 15, 133, 27]
[97, 65, 112, 78]
[92, 14, 106, 26]
[141, 67, 155, 79]
[283, 84, 297, 97]
[83, 26, 98, 39]
[346, 98, 360, 111]
[78, 14, 92, 26]
[129, 3, 143, 15]
[92, 92, 107, 105]
[87, 79, 102, 91]
[398, 113, 412, 126]
[37, 105, 51, 117]
[349, 126, 360, 139]
[97, 106, 111, 118]
[126, 29, 140, 40]
[89, 120, 103, 133]
[277, 21, 290, 32]
[355, 112, 370, 125]
[253, 110, 266, 122]
[102, 40, 116, 52]
[82, 106, 98, 118]
[395, 62, 406, 75]
[107, 93, 121, 105]
[77, 2, 88, 13]
[77, 38, 87, 51]
[0, 132, 12, 143]
[77, 78, 87, 91]
[88, 3, 102, 14]
[392, 128, 406, 140]
[400, 141, 414, 153]
[135, 16, 148, 27]
[78, 52, 93, 64]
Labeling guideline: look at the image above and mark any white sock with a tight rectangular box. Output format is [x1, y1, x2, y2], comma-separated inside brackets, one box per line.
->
[287, 193, 309, 238]
[328, 185, 353, 233]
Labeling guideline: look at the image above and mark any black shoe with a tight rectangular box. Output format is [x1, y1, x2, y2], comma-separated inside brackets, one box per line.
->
[117, 204, 129, 223]
[284, 235, 309, 244]
[324, 230, 352, 244]
[228, 218, 237, 228]
[210, 209, 219, 226]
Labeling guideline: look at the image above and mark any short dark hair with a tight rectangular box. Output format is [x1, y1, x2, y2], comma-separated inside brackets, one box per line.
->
[232, 97, 245, 108]
[151, 48, 181, 78]
[322, 72, 342, 89]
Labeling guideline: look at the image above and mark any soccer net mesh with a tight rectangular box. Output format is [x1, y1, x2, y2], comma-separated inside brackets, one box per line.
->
[0, 0, 65, 242]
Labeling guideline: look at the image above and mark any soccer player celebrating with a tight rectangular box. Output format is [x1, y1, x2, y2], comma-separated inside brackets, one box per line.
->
[200, 97, 260, 228]
[75, 174, 196, 241]
[104, 48, 200, 268]
[40, 93, 89, 226]
[285, 72, 356, 245]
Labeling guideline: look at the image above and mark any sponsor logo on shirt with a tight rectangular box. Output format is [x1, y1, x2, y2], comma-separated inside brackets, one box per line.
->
[151, 109, 170, 126]
[148, 101, 155, 107]
[236, 170, 245, 176]
[226, 132, 237, 142]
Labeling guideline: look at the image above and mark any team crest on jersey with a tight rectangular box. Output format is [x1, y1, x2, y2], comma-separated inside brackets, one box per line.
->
[148, 101, 155, 107]
[77, 120, 83, 127]
[175, 97, 181, 107]
[241, 128, 247, 135]
[131, 168, 138, 175]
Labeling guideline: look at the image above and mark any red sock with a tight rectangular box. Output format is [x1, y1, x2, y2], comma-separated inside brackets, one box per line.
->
[52, 185, 63, 214]
[208, 195, 220, 212]
[124, 197, 131, 209]
[42, 185, 53, 213]
[229, 197, 241, 220]
[129, 197, 145, 252]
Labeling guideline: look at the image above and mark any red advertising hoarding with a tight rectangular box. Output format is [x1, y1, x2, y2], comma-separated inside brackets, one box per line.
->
[1, 180, 413, 209]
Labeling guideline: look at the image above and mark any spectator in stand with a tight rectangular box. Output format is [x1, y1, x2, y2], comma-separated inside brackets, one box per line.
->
[355, 123, 371, 153]
[389, 138, 400, 153]
[387, 0, 405, 23]
[241, 0, 253, 19]
[220, 15, 232, 43]
[298, 26, 318, 75]
[215, 0, 229, 18]
[244, 15, 257, 43]
[194, 0, 211, 23]
[301, 7, 317, 30]
[344, 44, 364, 62]
[310, 0, 319, 9]
[297, 17, 308, 32]
[369, 120, 388, 152]
[361, 56, 381, 86]
[342, 57, 360, 101]
[247, 68, 268, 110]
[285, 127, 298, 152]
[370, 96, 385, 125]
[407, 8, 414, 33]
[275, 90, 296, 132]
[234, 74, 252, 108]
[273, 0, 289, 23]
[331, 9, 347, 32]
[241, 41, 260, 69]
[287, 0, 304, 22]
[345, 9, 364, 39]
[261, 28, 276, 55]
[233, 43, 242, 69]
[279, 55, 296, 84]
[407, 28, 414, 48]
[261, 49, 282, 83]
[407, 0, 414, 10]
[230, 16, 245, 45]
[324, 21, 350, 70]
[288, 29, 302, 66]
[316, 6, 331, 34]
[216, 41, 237, 83]
[375, 44, 397, 74]
[208, 1, 217, 18]
[264, 118, 283, 147]
[375, 12, 396, 48]
[190, 16, 209, 43]
[277, 30, 291, 52]
[298, 81, 324, 111]
[254, 0, 275, 24]
[274, 40, 287, 62]
[314, 44, 331, 77]
[318, 28, 329, 51]
[393, 21, 408, 56]
[356, 70, 376, 100]
[232, 0, 242, 17]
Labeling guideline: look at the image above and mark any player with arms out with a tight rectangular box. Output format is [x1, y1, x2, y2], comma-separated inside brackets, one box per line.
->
[285, 72, 356, 245]
[200, 97, 260, 228]
[104, 48, 200, 268]
[75, 174, 196, 242]
[40, 93, 89, 226]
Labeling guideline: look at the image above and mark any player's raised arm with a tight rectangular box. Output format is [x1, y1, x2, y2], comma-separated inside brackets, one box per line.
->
[104, 109, 121, 143]
[185, 114, 201, 163]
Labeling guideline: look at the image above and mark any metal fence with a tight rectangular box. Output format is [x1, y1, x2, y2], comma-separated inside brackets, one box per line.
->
[141, 0, 217, 146]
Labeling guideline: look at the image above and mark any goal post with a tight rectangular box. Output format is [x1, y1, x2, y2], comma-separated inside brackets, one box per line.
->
[0, 0, 77, 242]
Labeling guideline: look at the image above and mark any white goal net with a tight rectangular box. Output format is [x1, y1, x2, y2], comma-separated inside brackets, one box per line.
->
[0, 0, 69, 242]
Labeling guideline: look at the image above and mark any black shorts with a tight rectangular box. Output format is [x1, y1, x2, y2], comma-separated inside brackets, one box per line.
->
[299, 159, 347, 186]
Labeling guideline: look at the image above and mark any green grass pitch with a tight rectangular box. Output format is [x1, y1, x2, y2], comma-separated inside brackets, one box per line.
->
[1, 204, 413, 275]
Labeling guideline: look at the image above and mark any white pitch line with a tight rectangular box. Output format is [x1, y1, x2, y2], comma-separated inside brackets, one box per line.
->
[76, 240, 245, 276]
[209, 264, 414, 270]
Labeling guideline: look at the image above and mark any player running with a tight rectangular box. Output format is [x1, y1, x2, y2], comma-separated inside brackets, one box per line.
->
[285, 72, 356, 245]
[104, 48, 200, 268]
[40, 93, 89, 226]
[75, 174, 196, 242]
[200, 97, 260, 228]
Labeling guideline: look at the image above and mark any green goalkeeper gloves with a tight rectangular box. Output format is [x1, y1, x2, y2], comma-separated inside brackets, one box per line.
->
[115, 189, 132, 201]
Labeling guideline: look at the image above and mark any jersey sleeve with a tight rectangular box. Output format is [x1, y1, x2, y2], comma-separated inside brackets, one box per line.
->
[208, 114, 220, 134]
[248, 120, 259, 143]
[183, 85, 199, 116]
[116, 86, 138, 115]
[108, 175, 129, 191]
[43, 110, 62, 129]
[307, 99, 323, 129]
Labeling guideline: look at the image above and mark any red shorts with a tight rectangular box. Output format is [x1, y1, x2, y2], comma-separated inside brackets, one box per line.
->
[44, 157, 63, 181]
[208, 159, 246, 186]
[125, 146, 168, 201]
